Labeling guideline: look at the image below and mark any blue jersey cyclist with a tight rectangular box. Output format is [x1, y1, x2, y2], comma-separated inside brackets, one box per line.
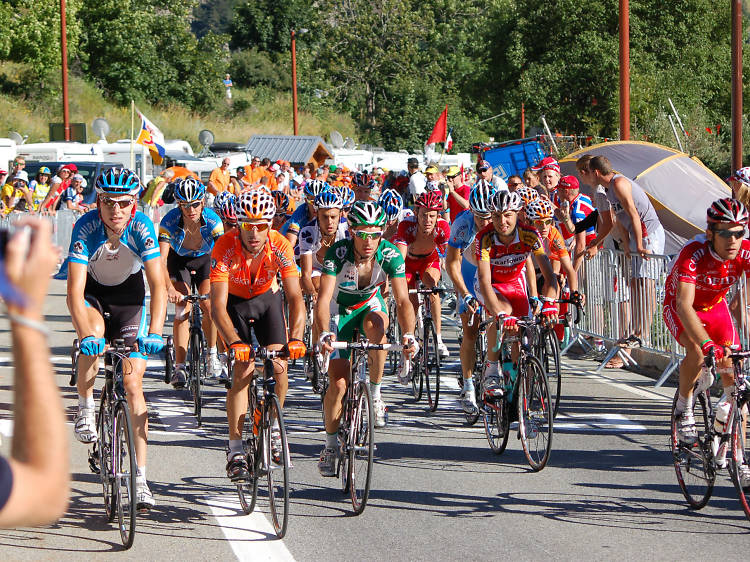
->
[159, 178, 224, 384]
[445, 180, 493, 413]
[281, 179, 329, 246]
[66, 167, 167, 512]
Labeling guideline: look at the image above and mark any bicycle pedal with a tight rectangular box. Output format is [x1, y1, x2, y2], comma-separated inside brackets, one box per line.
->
[88, 451, 100, 474]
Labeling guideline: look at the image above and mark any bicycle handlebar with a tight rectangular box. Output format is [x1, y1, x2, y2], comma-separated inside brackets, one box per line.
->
[181, 294, 209, 303]
[408, 287, 446, 295]
[316, 341, 406, 352]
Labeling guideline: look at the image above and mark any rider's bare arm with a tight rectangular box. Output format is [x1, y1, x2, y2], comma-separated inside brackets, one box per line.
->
[143, 257, 167, 336]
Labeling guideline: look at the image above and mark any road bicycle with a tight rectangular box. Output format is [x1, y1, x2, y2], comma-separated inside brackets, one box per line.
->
[457, 306, 487, 426]
[303, 294, 328, 412]
[480, 314, 554, 471]
[226, 346, 290, 538]
[670, 348, 750, 520]
[409, 283, 445, 412]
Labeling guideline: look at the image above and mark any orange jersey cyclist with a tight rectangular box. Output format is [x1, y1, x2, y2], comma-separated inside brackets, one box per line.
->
[210, 189, 307, 481]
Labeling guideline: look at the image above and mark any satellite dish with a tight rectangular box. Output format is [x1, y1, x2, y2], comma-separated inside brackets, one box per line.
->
[343, 137, 356, 150]
[92, 118, 110, 142]
[198, 129, 215, 147]
[8, 131, 23, 145]
[330, 130, 344, 149]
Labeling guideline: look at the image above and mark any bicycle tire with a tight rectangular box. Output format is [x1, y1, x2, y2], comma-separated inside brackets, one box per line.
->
[266, 395, 289, 538]
[518, 356, 553, 471]
[164, 336, 174, 385]
[670, 390, 714, 509]
[97, 395, 116, 522]
[237, 388, 259, 515]
[387, 298, 400, 378]
[349, 381, 374, 515]
[729, 397, 750, 520]
[70, 338, 79, 386]
[464, 335, 485, 426]
[542, 329, 562, 419]
[411, 352, 423, 401]
[484, 400, 510, 454]
[425, 320, 440, 412]
[189, 331, 203, 425]
[114, 402, 137, 549]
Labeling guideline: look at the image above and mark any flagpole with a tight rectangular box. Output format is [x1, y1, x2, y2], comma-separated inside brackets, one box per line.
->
[130, 100, 135, 170]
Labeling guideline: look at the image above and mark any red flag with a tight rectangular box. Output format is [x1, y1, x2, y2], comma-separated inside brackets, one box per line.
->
[426, 105, 448, 145]
[460, 163, 465, 183]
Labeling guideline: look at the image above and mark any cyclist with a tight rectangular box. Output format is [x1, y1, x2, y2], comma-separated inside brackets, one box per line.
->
[299, 189, 350, 297]
[67, 168, 167, 511]
[475, 190, 558, 395]
[213, 190, 238, 232]
[210, 189, 306, 480]
[159, 178, 224, 384]
[271, 189, 292, 231]
[664, 198, 750, 483]
[315, 201, 417, 475]
[379, 188, 412, 241]
[394, 190, 451, 357]
[282, 179, 329, 246]
[445, 181, 494, 412]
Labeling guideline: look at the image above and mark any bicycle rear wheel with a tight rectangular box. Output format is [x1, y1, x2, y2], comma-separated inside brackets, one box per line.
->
[464, 339, 485, 426]
[425, 320, 440, 412]
[189, 331, 204, 426]
[114, 402, 137, 549]
[729, 398, 750, 520]
[97, 396, 116, 522]
[518, 356, 553, 471]
[411, 353, 423, 401]
[348, 381, 374, 515]
[238, 391, 259, 515]
[484, 400, 510, 454]
[266, 395, 289, 538]
[670, 390, 714, 509]
[541, 329, 561, 419]
[164, 336, 174, 384]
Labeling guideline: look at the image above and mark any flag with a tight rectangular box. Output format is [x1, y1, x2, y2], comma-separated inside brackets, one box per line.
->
[426, 105, 448, 146]
[445, 127, 454, 152]
[460, 162, 465, 183]
[135, 111, 166, 165]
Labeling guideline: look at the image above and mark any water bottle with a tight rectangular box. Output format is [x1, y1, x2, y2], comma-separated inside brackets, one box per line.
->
[713, 396, 731, 468]
[252, 404, 262, 436]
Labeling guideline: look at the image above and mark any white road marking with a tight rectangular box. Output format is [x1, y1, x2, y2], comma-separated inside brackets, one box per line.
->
[205, 495, 295, 561]
[579, 369, 672, 402]
[554, 412, 648, 432]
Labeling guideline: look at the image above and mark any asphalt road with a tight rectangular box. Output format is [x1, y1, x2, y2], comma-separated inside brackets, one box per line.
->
[1, 279, 749, 560]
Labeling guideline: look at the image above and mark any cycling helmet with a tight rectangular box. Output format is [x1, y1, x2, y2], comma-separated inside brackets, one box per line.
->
[378, 188, 404, 222]
[175, 177, 206, 202]
[516, 186, 540, 206]
[271, 190, 290, 215]
[414, 190, 443, 211]
[304, 179, 329, 199]
[469, 181, 494, 215]
[525, 197, 554, 221]
[489, 190, 522, 213]
[340, 186, 355, 209]
[426, 180, 441, 192]
[213, 191, 237, 223]
[95, 167, 141, 196]
[314, 189, 343, 210]
[707, 197, 750, 225]
[347, 200, 387, 228]
[352, 172, 369, 187]
[235, 189, 276, 222]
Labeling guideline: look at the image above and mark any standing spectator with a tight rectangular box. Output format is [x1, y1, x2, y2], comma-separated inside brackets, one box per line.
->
[407, 157, 426, 201]
[532, 156, 560, 198]
[728, 167, 750, 209]
[142, 169, 175, 207]
[552, 175, 597, 270]
[39, 164, 75, 212]
[444, 165, 470, 222]
[0, 218, 69, 527]
[223, 74, 233, 102]
[29, 167, 52, 212]
[60, 174, 89, 212]
[477, 159, 508, 192]
[523, 167, 540, 189]
[506, 175, 524, 191]
[1, 171, 33, 212]
[589, 155, 665, 348]
[207, 157, 231, 196]
[244, 155, 261, 181]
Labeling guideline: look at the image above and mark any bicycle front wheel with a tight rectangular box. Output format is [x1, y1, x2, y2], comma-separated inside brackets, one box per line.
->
[484, 400, 510, 454]
[189, 331, 203, 426]
[518, 356, 553, 471]
[411, 352, 423, 401]
[266, 395, 289, 538]
[164, 335, 174, 384]
[670, 390, 714, 509]
[425, 320, 440, 412]
[349, 381, 374, 515]
[114, 402, 137, 549]
[729, 398, 750, 520]
[541, 329, 561, 419]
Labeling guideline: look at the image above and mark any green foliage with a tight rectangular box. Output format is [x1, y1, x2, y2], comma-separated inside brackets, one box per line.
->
[229, 48, 291, 90]
[192, 0, 239, 38]
[230, 0, 313, 53]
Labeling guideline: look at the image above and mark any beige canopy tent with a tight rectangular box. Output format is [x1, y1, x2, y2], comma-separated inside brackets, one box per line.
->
[559, 141, 731, 255]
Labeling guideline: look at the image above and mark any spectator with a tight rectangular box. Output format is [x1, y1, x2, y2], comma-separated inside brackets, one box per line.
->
[407, 157, 426, 200]
[29, 167, 52, 212]
[234, 166, 251, 191]
[553, 175, 597, 271]
[223, 73, 233, 102]
[589, 154, 665, 350]
[207, 157, 231, 196]
[1, 171, 33, 213]
[532, 156, 560, 198]
[5, 157, 25, 186]
[244, 156, 261, 181]
[61, 174, 89, 212]
[477, 159, 508, 192]
[444, 165, 470, 222]
[523, 168, 540, 189]
[39, 164, 76, 212]
[0, 218, 69, 527]
[141, 168, 175, 207]
[728, 167, 750, 209]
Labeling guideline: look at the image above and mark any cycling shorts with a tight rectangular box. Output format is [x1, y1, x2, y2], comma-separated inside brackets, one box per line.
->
[334, 291, 387, 360]
[84, 272, 148, 360]
[167, 249, 210, 288]
[663, 298, 739, 348]
[474, 274, 530, 318]
[226, 289, 287, 348]
[457, 259, 478, 315]
[405, 252, 440, 287]
[0, 455, 12, 512]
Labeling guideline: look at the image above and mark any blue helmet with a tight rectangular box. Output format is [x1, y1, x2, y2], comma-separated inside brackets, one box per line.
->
[213, 191, 237, 223]
[469, 180, 494, 215]
[175, 177, 206, 202]
[304, 179, 329, 199]
[314, 189, 343, 210]
[340, 186, 355, 209]
[95, 167, 141, 196]
[352, 172, 369, 187]
[378, 188, 403, 222]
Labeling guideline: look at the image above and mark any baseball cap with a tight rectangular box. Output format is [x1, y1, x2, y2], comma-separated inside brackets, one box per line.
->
[446, 166, 461, 177]
[425, 165, 439, 174]
[0, 169, 6, 175]
[477, 160, 491, 171]
[62, 163, 78, 173]
[39, 166, 51, 175]
[72, 173, 84, 182]
[532, 156, 560, 174]
[13, 170, 28, 183]
[558, 175, 579, 190]
[407, 157, 419, 167]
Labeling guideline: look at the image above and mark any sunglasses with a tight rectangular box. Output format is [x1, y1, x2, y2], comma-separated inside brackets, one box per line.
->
[100, 197, 135, 209]
[508, 182, 523, 187]
[179, 201, 202, 209]
[713, 228, 746, 240]
[534, 219, 554, 226]
[353, 230, 383, 240]
[240, 221, 271, 232]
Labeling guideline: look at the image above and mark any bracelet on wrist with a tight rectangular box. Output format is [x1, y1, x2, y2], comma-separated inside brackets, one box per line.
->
[8, 313, 50, 338]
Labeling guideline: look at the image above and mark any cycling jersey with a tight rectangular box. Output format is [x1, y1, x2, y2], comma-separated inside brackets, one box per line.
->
[281, 203, 315, 237]
[448, 209, 480, 256]
[210, 229, 297, 299]
[321, 238, 405, 310]
[393, 214, 450, 259]
[552, 192, 596, 243]
[298, 217, 350, 274]
[158, 207, 224, 257]
[68, 210, 160, 286]
[475, 223, 545, 289]
[542, 226, 569, 263]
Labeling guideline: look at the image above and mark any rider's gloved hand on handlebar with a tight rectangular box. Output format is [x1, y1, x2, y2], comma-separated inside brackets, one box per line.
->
[80, 335, 106, 356]
[319, 331, 335, 354]
[701, 339, 725, 361]
[462, 294, 479, 315]
[502, 316, 518, 330]
[138, 333, 164, 355]
[286, 338, 307, 360]
[230, 341, 253, 362]
[528, 296, 542, 316]
[402, 333, 419, 358]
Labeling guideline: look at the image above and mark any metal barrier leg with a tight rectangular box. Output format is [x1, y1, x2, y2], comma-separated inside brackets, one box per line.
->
[594, 345, 639, 373]
[655, 360, 679, 387]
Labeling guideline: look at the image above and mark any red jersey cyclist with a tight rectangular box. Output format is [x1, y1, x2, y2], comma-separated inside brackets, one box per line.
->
[475, 191, 558, 395]
[394, 190, 451, 357]
[664, 198, 750, 486]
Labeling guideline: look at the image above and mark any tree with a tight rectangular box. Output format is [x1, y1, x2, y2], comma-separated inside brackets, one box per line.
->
[230, 0, 314, 53]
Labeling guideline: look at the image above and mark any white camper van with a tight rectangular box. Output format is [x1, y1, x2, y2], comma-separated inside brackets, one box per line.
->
[17, 142, 104, 163]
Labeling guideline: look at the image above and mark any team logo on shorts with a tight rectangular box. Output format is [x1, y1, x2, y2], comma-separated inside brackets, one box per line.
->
[395, 263, 405, 274]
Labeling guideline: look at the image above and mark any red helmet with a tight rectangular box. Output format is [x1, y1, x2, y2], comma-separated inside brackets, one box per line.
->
[707, 197, 749, 225]
[415, 190, 443, 211]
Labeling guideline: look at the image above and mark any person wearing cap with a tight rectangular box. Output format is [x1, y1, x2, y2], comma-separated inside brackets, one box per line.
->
[444, 165, 471, 222]
[39, 164, 75, 212]
[6, 157, 25, 186]
[477, 159, 509, 193]
[1, 170, 34, 213]
[208, 157, 232, 196]
[233, 166, 251, 191]
[28, 166, 52, 211]
[61, 174, 90, 212]
[532, 156, 561, 198]
[552, 175, 597, 271]
[729, 167, 750, 211]
[407, 157, 427, 201]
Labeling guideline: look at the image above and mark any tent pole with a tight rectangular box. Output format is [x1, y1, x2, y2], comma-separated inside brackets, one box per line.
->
[668, 115, 684, 153]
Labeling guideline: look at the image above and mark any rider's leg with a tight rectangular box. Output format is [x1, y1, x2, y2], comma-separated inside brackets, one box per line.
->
[123, 356, 148, 471]
[226, 358, 255, 456]
[459, 311, 479, 381]
[323, 359, 349, 435]
[74, 306, 105, 404]
[198, 278, 217, 350]
[171, 279, 190, 365]
[422, 266, 445, 346]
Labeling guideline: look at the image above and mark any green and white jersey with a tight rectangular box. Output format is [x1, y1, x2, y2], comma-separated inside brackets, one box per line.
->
[321, 238, 405, 309]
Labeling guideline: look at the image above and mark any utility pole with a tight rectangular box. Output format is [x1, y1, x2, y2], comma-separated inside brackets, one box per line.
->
[619, 0, 630, 140]
[291, 29, 299, 136]
[732, 0, 743, 170]
[60, 0, 70, 141]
